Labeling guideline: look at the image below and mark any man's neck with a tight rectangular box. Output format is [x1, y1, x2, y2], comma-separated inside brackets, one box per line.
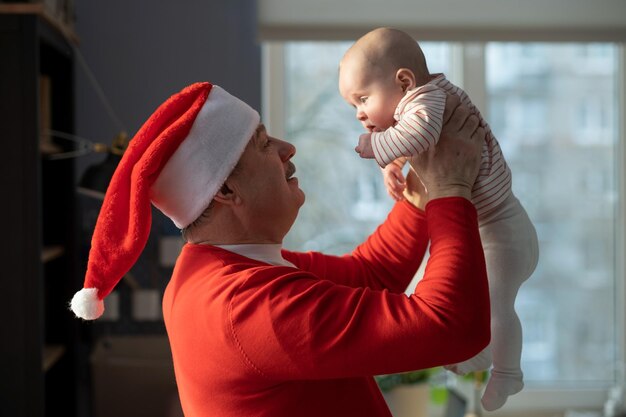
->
[188, 206, 283, 245]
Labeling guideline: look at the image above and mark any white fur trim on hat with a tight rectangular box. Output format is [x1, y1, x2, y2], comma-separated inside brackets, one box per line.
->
[70, 288, 104, 320]
[150, 86, 260, 228]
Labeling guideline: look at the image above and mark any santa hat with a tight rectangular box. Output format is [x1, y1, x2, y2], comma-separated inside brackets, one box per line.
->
[70, 82, 260, 320]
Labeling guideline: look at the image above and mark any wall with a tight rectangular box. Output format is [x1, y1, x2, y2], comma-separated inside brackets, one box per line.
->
[74, 0, 261, 176]
[258, 0, 626, 41]
[72, 0, 261, 333]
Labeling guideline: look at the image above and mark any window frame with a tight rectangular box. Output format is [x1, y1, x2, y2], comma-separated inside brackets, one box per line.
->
[262, 42, 626, 415]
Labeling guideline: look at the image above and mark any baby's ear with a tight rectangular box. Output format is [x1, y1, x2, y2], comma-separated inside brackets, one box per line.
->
[396, 68, 416, 92]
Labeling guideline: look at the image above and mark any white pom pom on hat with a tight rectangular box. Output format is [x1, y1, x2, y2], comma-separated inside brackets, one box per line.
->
[70, 288, 104, 320]
[69, 83, 260, 320]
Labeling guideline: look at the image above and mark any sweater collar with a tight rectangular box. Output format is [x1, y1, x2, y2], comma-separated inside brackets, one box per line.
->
[214, 243, 296, 268]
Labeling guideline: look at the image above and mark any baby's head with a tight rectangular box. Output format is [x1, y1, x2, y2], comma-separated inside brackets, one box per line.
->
[339, 27, 430, 131]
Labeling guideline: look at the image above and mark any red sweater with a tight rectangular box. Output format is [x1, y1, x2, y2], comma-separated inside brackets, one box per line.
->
[163, 198, 489, 417]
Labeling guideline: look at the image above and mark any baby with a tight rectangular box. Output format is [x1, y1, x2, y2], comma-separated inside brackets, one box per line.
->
[338, 27, 539, 411]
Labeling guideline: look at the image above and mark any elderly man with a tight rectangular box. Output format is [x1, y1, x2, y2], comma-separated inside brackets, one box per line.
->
[71, 83, 489, 417]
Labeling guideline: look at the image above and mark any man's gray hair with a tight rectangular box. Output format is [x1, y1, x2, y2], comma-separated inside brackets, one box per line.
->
[181, 202, 214, 243]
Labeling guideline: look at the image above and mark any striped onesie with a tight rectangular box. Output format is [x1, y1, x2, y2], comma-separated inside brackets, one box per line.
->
[371, 73, 511, 217]
[372, 73, 539, 409]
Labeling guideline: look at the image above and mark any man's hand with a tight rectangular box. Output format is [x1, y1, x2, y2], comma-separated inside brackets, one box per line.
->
[408, 95, 484, 202]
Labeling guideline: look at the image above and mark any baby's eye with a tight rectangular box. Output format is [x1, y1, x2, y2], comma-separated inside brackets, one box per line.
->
[359, 96, 368, 104]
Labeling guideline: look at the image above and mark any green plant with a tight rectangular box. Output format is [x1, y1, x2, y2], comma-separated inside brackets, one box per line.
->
[376, 368, 488, 406]
[375, 368, 436, 393]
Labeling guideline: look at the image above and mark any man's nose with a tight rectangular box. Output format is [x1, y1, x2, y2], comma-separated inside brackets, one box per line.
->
[277, 138, 296, 161]
[356, 108, 367, 122]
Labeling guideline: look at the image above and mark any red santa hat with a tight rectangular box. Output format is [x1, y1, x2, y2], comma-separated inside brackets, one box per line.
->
[70, 82, 260, 320]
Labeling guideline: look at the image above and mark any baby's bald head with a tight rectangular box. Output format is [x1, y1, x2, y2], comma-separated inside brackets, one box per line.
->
[340, 28, 430, 85]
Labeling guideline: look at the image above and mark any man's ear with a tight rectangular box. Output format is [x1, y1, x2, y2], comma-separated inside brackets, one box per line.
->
[395, 68, 416, 92]
[213, 181, 241, 205]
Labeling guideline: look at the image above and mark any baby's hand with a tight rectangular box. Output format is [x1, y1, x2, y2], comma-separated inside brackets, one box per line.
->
[355, 133, 375, 159]
[382, 160, 407, 201]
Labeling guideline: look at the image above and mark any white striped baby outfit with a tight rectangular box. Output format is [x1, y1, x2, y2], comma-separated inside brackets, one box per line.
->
[371, 73, 512, 217]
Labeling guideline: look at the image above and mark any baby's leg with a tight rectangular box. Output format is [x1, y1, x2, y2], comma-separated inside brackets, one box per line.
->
[443, 345, 492, 376]
[479, 197, 539, 411]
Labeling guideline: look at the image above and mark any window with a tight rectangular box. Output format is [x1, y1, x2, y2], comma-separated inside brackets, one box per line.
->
[263, 41, 623, 411]
[485, 43, 620, 388]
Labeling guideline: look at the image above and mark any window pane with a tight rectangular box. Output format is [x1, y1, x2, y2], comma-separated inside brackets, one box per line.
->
[486, 43, 619, 386]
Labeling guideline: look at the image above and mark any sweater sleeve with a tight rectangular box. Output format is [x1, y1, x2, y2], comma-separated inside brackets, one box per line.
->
[282, 200, 429, 293]
[371, 85, 447, 167]
[231, 197, 490, 381]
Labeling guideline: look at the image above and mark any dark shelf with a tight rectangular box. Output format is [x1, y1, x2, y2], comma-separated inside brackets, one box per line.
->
[42, 344, 66, 372]
[0, 10, 82, 417]
[42, 245, 65, 263]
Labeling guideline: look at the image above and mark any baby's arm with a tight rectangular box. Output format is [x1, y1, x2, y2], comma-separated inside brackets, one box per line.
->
[382, 158, 408, 201]
[371, 86, 447, 167]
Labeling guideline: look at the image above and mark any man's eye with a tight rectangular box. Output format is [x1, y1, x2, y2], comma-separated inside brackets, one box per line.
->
[359, 97, 368, 104]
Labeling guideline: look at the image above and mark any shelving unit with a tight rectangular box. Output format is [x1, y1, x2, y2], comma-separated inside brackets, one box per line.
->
[0, 5, 83, 417]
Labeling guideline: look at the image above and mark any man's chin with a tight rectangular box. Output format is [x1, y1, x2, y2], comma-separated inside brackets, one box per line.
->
[295, 189, 305, 207]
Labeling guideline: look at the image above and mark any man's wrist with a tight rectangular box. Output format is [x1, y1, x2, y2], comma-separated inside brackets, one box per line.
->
[403, 191, 427, 211]
[427, 185, 472, 202]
